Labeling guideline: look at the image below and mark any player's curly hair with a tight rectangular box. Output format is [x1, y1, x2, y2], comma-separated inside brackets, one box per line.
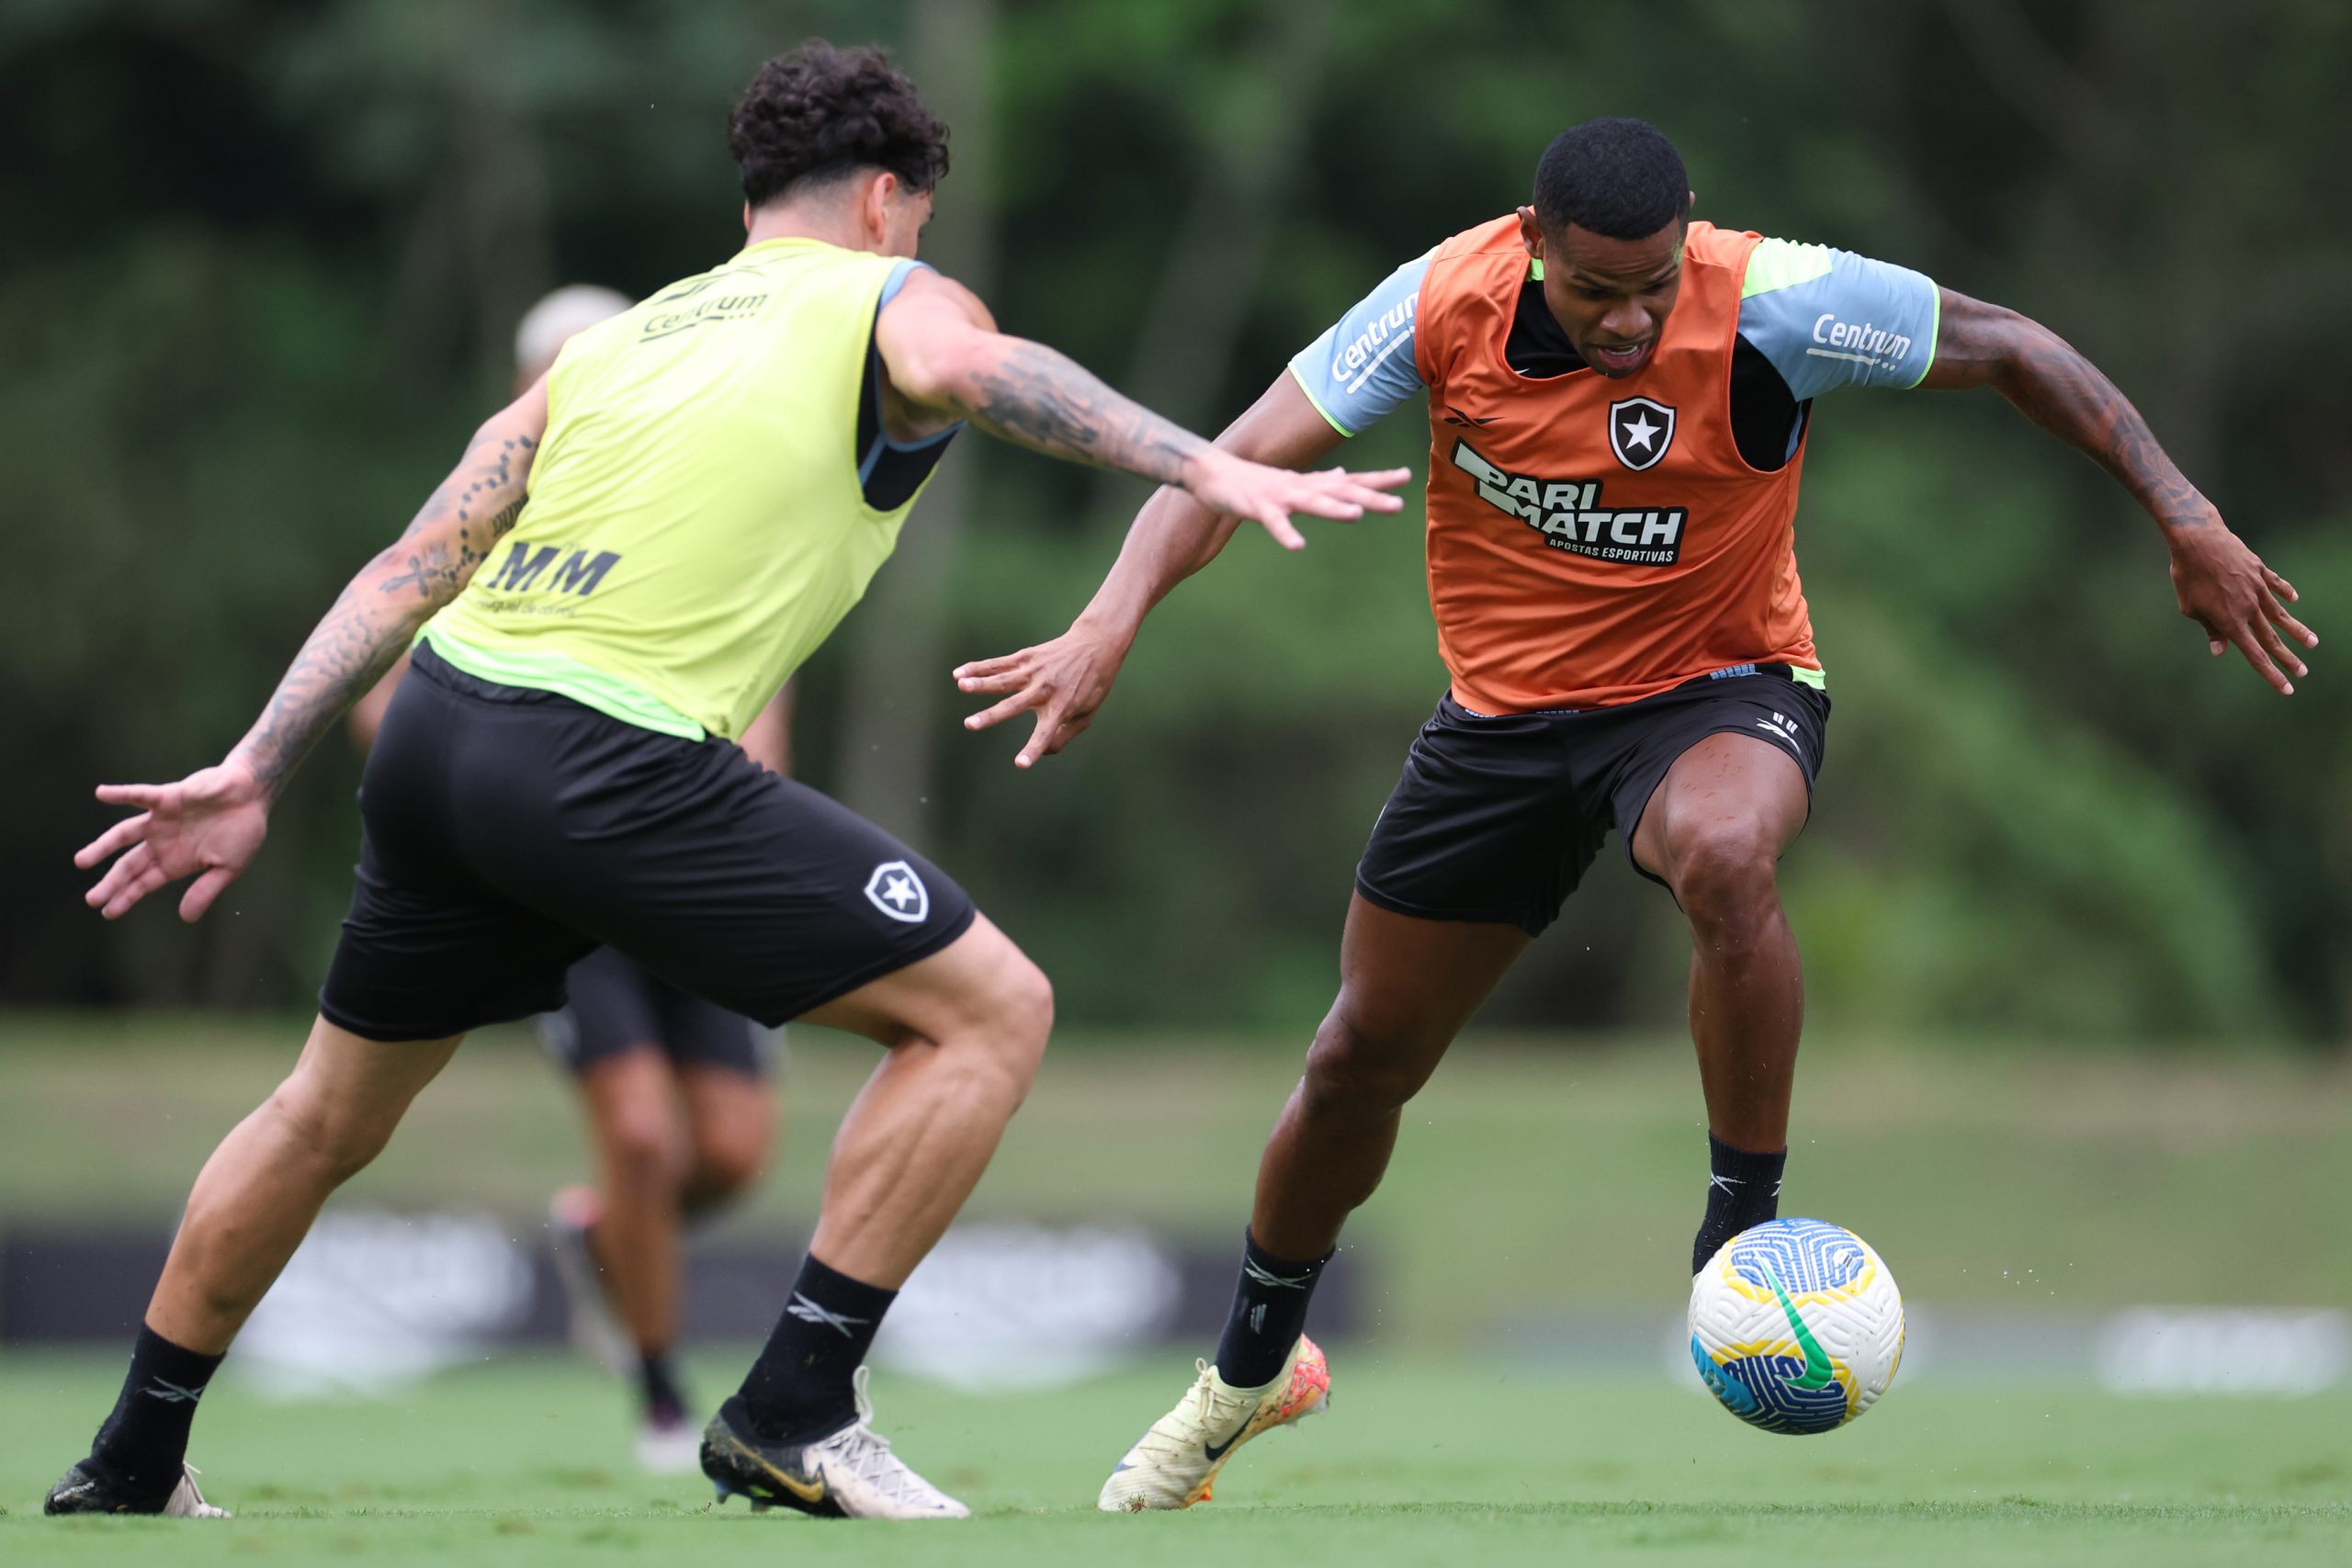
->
[1532, 118, 1690, 240]
[728, 40, 950, 208]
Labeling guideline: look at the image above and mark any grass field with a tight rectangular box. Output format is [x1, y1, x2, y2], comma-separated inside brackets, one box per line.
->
[4, 1350, 2348, 1565]
[4, 1017, 2349, 1562]
[6, 1015, 2352, 1329]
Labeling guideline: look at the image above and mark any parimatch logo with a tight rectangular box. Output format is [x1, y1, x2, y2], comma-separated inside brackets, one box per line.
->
[1450, 439, 1686, 564]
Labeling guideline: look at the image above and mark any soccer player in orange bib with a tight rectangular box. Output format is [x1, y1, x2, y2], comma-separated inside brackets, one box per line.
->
[954, 118, 2316, 1510]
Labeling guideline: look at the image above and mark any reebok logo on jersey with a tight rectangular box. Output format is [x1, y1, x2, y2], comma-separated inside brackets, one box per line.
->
[1451, 439, 1686, 565]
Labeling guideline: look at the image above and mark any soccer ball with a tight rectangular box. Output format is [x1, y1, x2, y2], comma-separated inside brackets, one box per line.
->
[1688, 1217, 1905, 1434]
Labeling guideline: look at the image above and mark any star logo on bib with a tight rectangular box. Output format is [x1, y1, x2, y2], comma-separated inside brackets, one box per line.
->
[864, 860, 931, 923]
[1608, 396, 1678, 471]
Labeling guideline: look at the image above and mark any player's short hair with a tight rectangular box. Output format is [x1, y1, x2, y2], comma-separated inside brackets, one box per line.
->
[1532, 118, 1690, 240]
[728, 40, 950, 209]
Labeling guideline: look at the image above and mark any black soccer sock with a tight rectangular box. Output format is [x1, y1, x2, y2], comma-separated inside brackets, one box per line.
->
[87, 1324, 227, 1500]
[639, 1350, 689, 1427]
[1691, 1133, 1787, 1273]
[732, 1254, 896, 1445]
[1213, 1230, 1333, 1389]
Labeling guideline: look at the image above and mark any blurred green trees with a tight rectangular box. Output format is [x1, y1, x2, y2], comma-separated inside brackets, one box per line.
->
[6, 0, 2347, 1041]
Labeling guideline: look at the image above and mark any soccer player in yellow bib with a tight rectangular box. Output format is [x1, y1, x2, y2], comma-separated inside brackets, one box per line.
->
[53, 41, 1408, 1523]
[347, 285, 799, 1477]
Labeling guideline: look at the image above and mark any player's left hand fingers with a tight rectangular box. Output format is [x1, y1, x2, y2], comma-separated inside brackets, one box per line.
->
[1040, 714, 1093, 758]
[1280, 482, 1367, 524]
[2250, 608, 2308, 680]
[94, 782, 170, 811]
[74, 812, 152, 870]
[1016, 694, 1079, 769]
[180, 865, 238, 923]
[95, 851, 168, 919]
[956, 662, 1035, 696]
[950, 650, 1033, 682]
[964, 684, 1046, 733]
[2265, 564, 2300, 604]
[2263, 590, 2317, 651]
[1249, 501, 1307, 552]
[85, 842, 153, 910]
[2228, 623, 2294, 694]
[1324, 466, 1411, 511]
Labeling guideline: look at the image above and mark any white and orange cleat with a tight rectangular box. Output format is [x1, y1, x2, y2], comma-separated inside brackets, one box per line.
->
[1097, 1336, 1329, 1512]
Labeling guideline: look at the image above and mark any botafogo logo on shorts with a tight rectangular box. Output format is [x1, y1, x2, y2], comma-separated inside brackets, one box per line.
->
[864, 861, 931, 924]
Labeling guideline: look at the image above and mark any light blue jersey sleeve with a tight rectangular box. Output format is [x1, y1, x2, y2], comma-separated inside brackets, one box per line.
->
[1286, 250, 1434, 437]
[878, 256, 930, 308]
[1736, 239, 1940, 399]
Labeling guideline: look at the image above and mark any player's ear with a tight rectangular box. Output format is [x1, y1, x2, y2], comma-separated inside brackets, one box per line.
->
[1516, 204, 1544, 261]
[863, 172, 897, 248]
[741, 201, 753, 236]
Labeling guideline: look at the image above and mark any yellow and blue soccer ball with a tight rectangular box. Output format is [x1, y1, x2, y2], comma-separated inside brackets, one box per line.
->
[1688, 1217, 1905, 1434]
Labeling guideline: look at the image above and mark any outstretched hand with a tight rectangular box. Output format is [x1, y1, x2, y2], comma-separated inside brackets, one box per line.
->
[2166, 518, 2316, 694]
[74, 761, 270, 921]
[1182, 451, 1410, 550]
[954, 620, 1134, 769]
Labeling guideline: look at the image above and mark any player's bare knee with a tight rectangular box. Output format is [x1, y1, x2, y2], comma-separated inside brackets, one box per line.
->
[975, 953, 1054, 1093]
[1668, 822, 1782, 936]
[602, 1108, 689, 1194]
[685, 1127, 767, 1205]
[1302, 1011, 1431, 1121]
[263, 1079, 396, 1185]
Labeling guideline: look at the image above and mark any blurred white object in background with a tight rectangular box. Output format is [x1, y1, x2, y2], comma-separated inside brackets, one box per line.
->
[875, 1223, 1182, 1391]
[2097, 1307, 2352, 1397]
[235, 1209, 535, 1399]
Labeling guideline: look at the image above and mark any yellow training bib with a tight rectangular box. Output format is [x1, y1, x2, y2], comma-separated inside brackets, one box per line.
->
[423, 238, 953, 739]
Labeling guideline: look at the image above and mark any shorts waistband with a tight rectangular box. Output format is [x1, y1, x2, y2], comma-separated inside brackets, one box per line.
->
[1450, 663, 1813, 720]
[409, 638, 566, 705]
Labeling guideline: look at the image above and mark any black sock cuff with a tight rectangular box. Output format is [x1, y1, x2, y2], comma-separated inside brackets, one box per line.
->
[797, 1254, 899, 1318]
[129, 1324, 226, 1398]
[1241, 1229, 1335, 1277]
[1707, 1134, 1787, 1186]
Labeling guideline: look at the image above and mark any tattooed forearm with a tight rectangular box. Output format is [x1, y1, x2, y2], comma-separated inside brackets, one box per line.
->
[948, 337, 1208, 487]
[1925, 289, 2206, 526]
[230, 423, 539, 793]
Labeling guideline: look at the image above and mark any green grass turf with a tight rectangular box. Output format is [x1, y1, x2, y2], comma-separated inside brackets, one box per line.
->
[4, 1015, 2350, 1330]
[3, 1349, 2347, 1565]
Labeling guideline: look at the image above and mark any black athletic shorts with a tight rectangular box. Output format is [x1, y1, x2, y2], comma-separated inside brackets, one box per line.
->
[319, 642, 977, 1043]
[1355, 668, 1831, 937]
[537, 946, 775, 1079]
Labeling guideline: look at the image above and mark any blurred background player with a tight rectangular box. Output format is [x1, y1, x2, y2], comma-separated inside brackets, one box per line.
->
[957, 116, 2315, 1512]
[346, 286, 795, 1472]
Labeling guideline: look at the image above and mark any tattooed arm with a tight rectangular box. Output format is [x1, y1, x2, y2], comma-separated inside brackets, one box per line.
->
[234, 384, 546, 788]
[1922, 288, 2314, 692]
[873, 268, 1407, 552]
[74, 382, 548, 921]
